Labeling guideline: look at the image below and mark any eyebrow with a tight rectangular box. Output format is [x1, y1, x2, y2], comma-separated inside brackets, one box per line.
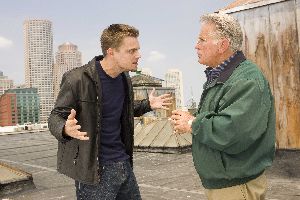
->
[128, 48, 139, 53]
[199, 37, 206, 42]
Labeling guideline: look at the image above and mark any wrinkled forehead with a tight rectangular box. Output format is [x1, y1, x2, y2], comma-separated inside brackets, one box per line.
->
[199, 22, 217, 35]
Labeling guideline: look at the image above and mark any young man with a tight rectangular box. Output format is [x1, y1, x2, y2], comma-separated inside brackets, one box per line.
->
[171, 13, 275, 200]
[48, 24, 172, 200]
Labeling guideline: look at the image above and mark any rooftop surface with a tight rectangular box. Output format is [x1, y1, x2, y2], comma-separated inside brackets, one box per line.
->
[0, 131, 300, 200]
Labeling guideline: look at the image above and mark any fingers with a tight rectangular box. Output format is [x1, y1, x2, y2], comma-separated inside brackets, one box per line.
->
[160, 106, 169, 110]
[159, 94, 172, 99]
[74, 131, 89, 140]
[68, 109, 76, 120]
[149, 88, 155, 96]
[77, 136, 90, 140]
[170, 114, 181, 121]
[65, 126, 89, 140]
[171, 110, 184, 116]
[173, 125, 185, 134]
[161, 97, 173, 103]
[64, 110, 89, 140]
[68, 124, 81, 132]
[66, 118, 77, 126]
[66, 109, 78, 127]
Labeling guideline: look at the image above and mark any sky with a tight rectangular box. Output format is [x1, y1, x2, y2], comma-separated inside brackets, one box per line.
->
[0, 0, 234, 105]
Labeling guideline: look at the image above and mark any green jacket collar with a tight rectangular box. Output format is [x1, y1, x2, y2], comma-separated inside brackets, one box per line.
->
[204, 51, 246, 89]
[217, 51, 246, 83]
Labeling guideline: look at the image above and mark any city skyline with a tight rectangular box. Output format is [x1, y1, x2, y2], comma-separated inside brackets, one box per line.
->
[0, 0, 233, 104]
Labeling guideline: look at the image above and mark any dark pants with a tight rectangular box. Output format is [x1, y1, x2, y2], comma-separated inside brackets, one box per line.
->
[75, 159, 142, 200]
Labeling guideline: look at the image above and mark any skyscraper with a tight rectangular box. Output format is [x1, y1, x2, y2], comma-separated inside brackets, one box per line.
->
[0, 71, 13, 95]
[53, 42, 82, 99]
[164, 69, 184, 108]
[24, 19, 54, 123]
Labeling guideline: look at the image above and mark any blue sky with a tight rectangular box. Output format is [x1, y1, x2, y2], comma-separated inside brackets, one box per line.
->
[0, 0, 233, 105]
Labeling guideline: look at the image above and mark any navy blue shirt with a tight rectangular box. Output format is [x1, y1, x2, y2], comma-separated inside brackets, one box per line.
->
[96, 61, 129, 163]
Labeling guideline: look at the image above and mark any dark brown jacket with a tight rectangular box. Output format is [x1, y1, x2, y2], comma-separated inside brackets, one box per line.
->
[48, 55, 151, 184]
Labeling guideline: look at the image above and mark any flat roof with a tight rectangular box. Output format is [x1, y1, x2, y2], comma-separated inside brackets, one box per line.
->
[1, 131, 300, 199]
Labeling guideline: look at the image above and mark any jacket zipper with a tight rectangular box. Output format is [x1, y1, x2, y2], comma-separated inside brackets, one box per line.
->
[73, 145, 79, 165]
[95, 81, 101, 183]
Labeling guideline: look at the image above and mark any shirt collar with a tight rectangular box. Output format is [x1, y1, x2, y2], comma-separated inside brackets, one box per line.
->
[204, 51, 245, 84]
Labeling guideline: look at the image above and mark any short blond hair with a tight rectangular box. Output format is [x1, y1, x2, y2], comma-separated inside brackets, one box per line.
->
[100, 24, 139, 57]
[201, 13, 243, 52]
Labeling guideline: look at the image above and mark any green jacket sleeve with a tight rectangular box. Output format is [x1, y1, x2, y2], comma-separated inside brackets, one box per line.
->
[192, 79, 271, 154]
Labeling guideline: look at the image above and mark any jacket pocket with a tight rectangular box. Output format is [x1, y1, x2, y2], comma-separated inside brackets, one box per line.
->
[59, 139, 80, 169]
[192, 142, 227, 180]
[57, 142, 66, 170]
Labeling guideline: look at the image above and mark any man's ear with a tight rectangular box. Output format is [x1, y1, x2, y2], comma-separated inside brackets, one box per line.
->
[106, 48, 114, 56]
[218, 38, 230, 54]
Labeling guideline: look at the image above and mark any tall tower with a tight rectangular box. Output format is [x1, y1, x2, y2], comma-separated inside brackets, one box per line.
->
[24, 19, 54, 123]
[54, 42, 82, 99]
[165, 69, 184, 108]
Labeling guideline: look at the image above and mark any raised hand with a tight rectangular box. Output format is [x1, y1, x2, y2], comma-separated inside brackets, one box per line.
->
[64, 109, 89, 140]
[149, 88, 173, 110]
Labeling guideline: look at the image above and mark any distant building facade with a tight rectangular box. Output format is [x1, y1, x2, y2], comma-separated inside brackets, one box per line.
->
[131, 73, 176, 118]
[164, 69, 184, 108]
[54, 42, 82, 99]
[24, 19, 54, 122]
[0, 88, 40, 126]
[0, 93, 17, 126]
[140, 68, 153, 76]
[0, 71, 13, 95]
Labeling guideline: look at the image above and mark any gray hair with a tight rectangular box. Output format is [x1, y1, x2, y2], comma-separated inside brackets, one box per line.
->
[200, 13, 243, 52]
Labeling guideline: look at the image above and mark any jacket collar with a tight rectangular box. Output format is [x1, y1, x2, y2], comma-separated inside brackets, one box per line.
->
[84, 55, 131, 85]
[204, 51, 246, 89]
[217, 51, 246, 83]
[84, 55, 103, 83]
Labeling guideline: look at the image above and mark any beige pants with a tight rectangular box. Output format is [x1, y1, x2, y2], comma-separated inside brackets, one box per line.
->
[205, 173, 267, 200]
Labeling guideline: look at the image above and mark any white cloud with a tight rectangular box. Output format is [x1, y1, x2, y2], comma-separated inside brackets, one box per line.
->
[0, 36, 13, 48]
[147, 51, 166, 62]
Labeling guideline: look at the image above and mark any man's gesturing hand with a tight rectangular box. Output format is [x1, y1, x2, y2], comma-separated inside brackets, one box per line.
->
[64, 109, 89, 140]
[149, 88, 173, 110]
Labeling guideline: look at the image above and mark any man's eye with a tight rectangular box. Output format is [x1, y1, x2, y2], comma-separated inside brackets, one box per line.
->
[129, 49, 136, 54]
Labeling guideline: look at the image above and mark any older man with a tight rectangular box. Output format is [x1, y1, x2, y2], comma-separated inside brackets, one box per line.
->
[171, 13, 275, 200]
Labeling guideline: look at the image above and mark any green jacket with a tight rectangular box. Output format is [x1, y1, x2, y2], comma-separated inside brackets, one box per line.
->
[192, 52, 275, 189]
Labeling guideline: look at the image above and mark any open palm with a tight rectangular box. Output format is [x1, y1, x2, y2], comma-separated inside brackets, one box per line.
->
[148, 88, 172, 110]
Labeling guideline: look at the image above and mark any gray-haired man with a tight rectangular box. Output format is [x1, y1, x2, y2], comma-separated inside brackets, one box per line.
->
[171, 13, 275, 200]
